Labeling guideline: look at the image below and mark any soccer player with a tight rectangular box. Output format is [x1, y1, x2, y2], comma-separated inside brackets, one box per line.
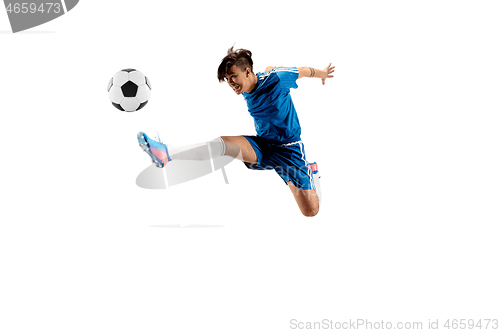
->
[138, 47, 334, 217]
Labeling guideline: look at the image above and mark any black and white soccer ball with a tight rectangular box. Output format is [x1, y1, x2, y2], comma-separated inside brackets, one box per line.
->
[107, 69, 151, 112]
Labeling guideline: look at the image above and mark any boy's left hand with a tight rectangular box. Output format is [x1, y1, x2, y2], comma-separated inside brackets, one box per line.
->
[321, 63, 335, 85]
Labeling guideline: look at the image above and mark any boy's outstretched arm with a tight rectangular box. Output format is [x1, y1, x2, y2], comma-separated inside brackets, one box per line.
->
[298, 63, 335, 85]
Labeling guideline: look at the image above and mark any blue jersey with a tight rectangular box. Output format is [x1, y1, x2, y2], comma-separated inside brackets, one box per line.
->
[242, 67, 300, 143]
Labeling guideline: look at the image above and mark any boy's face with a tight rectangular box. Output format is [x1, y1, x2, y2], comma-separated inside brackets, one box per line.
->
[224, 65, 253, 95]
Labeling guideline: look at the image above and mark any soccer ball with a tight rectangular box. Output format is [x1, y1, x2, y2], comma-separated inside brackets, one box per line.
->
[107, 69, 151, 112]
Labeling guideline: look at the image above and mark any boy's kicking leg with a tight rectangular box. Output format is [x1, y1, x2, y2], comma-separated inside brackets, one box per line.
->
[138, 132, 257, 166]
[220, 136, 258, 164]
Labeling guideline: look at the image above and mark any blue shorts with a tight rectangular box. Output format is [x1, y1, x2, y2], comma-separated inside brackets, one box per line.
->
[243, 136, 316, 190]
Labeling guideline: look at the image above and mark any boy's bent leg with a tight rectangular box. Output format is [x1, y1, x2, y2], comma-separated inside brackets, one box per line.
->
[221, 136, 258, 164]
[288, 181, 319, 217]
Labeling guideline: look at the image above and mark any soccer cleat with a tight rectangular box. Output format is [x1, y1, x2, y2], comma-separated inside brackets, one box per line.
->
[308, 162, 319, 174]
[137, 132, 171, 168]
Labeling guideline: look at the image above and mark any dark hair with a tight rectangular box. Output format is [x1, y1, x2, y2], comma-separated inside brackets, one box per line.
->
[217, 46, 253, 82]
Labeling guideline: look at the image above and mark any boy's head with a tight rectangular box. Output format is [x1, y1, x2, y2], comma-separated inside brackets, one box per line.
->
[218, 47, 256, 95]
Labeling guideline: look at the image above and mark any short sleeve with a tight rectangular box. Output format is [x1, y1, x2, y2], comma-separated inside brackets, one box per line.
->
[275, 67, 299, 90]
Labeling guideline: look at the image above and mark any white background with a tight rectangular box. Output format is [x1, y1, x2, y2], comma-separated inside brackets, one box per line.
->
[1, 1, 499, 332]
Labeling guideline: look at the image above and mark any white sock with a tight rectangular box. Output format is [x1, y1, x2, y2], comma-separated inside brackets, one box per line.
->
[168, 137, 226, 161]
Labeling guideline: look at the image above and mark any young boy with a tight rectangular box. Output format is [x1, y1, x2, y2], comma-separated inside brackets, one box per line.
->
[138, 47, 334, 217]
